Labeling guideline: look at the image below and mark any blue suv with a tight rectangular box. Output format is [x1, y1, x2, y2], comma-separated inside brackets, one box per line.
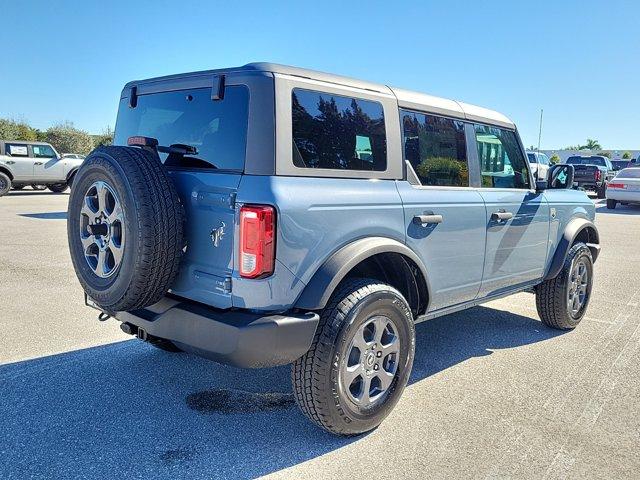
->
[67, 63, 600, 435]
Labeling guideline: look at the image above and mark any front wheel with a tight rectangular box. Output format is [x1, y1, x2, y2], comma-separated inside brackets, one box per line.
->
[292, 278, 415, 435]
[535, 243, 594, 330]
[0, 172, 11, 196]
[47, 183, 69, 193]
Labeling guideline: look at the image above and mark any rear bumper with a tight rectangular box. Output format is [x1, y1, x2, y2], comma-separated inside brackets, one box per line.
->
[112, 296, 319, 368]
[606, 190, 640, 202]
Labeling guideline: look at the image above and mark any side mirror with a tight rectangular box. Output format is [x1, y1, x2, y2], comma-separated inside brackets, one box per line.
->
[547, 164, 575, 189]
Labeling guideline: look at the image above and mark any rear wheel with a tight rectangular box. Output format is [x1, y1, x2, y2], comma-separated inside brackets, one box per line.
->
[535, 243, 593, 330]
[47, 183, 69, 193]
[597, 183, 606, 199]
[0, 172, 11, 196]
[606, 199, 617, 209]
[292, 278, 415, 435]
[67, 146, 184, 312]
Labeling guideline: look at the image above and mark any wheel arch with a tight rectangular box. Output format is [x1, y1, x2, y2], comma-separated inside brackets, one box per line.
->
[294, 237, 430, 316]
[0, 166, 14, 181]
[544, 218, 600, 280]
[66, 167, 79, 184]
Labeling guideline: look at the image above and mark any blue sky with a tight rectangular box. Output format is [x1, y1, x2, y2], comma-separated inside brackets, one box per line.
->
[1, 0, 638, 149]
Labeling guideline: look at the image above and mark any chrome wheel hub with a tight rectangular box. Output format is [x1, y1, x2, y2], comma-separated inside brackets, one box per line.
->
[341, 315, 400, 407]
[79, 181, 125, 278]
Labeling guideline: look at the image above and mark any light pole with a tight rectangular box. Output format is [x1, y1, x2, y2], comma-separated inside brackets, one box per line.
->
[537, 109, 543, 152]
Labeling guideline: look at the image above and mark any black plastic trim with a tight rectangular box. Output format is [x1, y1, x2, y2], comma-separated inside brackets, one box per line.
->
[544, 218, 600, 280]
[295, 237, 429, 311]
[114, 296, 319, 368]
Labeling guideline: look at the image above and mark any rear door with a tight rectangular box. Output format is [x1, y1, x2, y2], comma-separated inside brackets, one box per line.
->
[473, 124, 550, 296]
[397, 110, 486, 311]
[3, 143, 34, 180]
[113, 80, 251, 308]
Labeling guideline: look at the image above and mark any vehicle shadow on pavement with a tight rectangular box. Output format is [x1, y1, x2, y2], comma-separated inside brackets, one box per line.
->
[18, 211, 67, 220]
[0, 306, 562, 480]
[595, 204, 640, 215]
[7, 191, 69, 196]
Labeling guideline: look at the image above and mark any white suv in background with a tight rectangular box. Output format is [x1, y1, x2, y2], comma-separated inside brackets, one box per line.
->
[526, 151, 551, 180]
[0, 141, 84, 196]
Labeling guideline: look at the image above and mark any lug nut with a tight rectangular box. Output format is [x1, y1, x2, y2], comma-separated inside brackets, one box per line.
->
[374, 364, 379, 371]
[376, 351, 382, 357]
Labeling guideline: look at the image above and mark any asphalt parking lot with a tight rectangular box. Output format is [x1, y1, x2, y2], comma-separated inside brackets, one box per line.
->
[1, 191, 639, 480]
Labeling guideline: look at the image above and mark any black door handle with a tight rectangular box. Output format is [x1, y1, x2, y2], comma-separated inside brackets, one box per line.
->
[6, 160, 15, 165]
[492, 211, 513, 221]
[413, 214, 443, 225]
[34, 161, 43, 166]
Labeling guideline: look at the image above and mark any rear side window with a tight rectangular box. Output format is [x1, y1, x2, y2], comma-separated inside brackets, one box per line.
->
[401, 110, 468, 187]
[475, 125, 530, 189]
[292, 88, 386, 171]
[5, 143, 29, 157]
[114, 86, 249, 171]
[527, 153, 538, 163]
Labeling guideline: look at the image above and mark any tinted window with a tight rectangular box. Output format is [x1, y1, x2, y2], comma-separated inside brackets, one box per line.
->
[402, 110, 468, 186]
[114, 86, 249, 171]
[612, 160, 631, 171]
[292, 88, 386, 171]
[617, 168, 640, 178]
[566, 156, 607, 167]
[539, 154, 550, 165]
[32, 144, 56, 158]
[5, 143, 29, 157]
[475, 125, 530, 189]
[527, 153, 537, 163]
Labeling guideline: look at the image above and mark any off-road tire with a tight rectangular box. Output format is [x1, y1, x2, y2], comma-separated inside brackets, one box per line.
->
[292, 278, 415, 435]
[0, 172, 11, 196]
[535, 242, 593, 330]
[48, 183, 69, 193]
[597, 183, 606, 199]
[67, 146, 184, 312]
[606, 199, 617, 209]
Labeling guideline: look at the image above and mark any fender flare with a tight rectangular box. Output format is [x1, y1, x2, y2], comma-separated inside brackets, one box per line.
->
[295, 237, 429, 311]
[66, 167, 79, 184]
[544, 218, 600, 280]
[0, 165, 14, 181]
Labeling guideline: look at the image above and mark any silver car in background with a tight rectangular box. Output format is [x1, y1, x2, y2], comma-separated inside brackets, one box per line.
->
[606, 167, 640, 209]
[526, 151, 551, 180]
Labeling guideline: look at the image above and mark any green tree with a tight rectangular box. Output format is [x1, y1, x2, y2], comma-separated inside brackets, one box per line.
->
[622, 151, 631, 159]
[0, 118, 38, 141]
[92, 126, 114, 148]
[582, 138, 602, 150]
[45, 121, 94, 155]
[550, 154, 561, 164]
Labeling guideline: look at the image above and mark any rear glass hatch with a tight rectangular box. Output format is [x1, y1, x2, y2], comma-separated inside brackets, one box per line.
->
[114, 84, 250, 308]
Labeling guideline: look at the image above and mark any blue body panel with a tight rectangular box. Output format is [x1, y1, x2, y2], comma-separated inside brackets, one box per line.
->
[165, 167, 595, 313]
[394, 183, 486, 311]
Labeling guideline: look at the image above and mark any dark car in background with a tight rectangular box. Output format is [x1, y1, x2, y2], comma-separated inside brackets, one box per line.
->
[566, 155, 614, 198]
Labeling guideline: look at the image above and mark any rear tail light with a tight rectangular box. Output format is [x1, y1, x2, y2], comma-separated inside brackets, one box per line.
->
[608, 183, 626, 189]
[239, 205, 275, 278]
[594, 170, 602, 181]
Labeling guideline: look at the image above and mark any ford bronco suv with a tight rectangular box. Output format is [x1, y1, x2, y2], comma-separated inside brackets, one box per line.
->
[67, 63, 600, 435]
[0, 140, 82, 196]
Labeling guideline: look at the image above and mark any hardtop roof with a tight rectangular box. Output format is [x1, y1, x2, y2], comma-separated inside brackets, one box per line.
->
[123, 62, 515, 129]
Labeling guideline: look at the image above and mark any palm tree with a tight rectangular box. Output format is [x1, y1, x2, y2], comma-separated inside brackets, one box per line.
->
[581, 138, 602, 150]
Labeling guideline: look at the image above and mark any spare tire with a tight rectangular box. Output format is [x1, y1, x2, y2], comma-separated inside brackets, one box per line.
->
[67, 146, 184, 312]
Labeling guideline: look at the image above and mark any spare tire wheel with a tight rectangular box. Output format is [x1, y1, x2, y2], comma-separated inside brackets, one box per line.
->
[67, 146, 184, 312]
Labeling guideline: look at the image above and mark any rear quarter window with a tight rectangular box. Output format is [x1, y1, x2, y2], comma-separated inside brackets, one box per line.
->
[114, 86, 249, 171]
[291, 88, 387, 171]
